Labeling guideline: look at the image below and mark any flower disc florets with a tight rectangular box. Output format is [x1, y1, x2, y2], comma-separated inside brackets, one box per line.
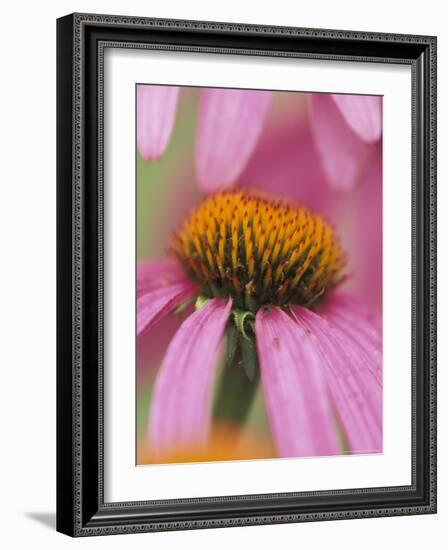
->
[171, 190, 346, 313]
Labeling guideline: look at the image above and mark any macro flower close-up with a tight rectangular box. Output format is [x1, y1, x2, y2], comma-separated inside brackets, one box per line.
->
[136, 84, 383, 464]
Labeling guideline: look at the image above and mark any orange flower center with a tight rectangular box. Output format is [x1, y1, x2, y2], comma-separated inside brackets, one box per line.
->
[171, 190, 346, 312]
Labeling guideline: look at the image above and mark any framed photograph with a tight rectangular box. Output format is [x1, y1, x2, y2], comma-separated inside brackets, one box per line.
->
[56, 13, 437, 536]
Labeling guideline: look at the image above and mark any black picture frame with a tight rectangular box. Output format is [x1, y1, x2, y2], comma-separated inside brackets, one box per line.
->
[56, 12, 437, 537]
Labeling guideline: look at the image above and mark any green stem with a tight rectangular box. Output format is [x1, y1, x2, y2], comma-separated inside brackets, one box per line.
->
[212, 333, 259, 426]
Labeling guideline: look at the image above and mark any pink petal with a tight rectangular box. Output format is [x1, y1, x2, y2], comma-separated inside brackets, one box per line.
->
[137, 281, 197, 336]
[354, 147, 383, 312]
[137, 258, 188, 296]
[137, 85, 180, 160]
[319, 306, 382, 385]
[137, 306, 186, 374]
[255, 306, 339, 458]
[149, 298, 232, 455]
[291, 306, 382, 454]
[321, 291, 382, 348]
[310, 93, 370, 191]
[196, 88, 272, 193]
[332, 94, 382, 143]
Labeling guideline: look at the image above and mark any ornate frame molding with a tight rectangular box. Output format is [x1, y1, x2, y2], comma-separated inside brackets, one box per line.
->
[56, 13, 437, 536]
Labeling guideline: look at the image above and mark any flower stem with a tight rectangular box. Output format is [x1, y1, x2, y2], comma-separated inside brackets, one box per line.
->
[212, 330, 259, 427]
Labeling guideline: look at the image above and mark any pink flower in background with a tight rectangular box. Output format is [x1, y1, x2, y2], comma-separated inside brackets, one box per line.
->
[137, 86, 180, 161]
[137, 86, 272, 192]
[136, 85, 382, 460]
[136, 86, 382, 193]
[309, 93, 382, 191]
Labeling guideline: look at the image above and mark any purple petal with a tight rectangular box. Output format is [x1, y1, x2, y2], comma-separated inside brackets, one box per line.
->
[291, 306, 382, 454]
[310, 93, 370, 191]
[137, 85, 180, 160]
[255, 306, 339, 458]
[149, 298, 232, 456]
[137, 258, 188, 297]
[332, 94, 382, 143]
[137, 281, 197, 336]
[196, 88, 272, 194]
